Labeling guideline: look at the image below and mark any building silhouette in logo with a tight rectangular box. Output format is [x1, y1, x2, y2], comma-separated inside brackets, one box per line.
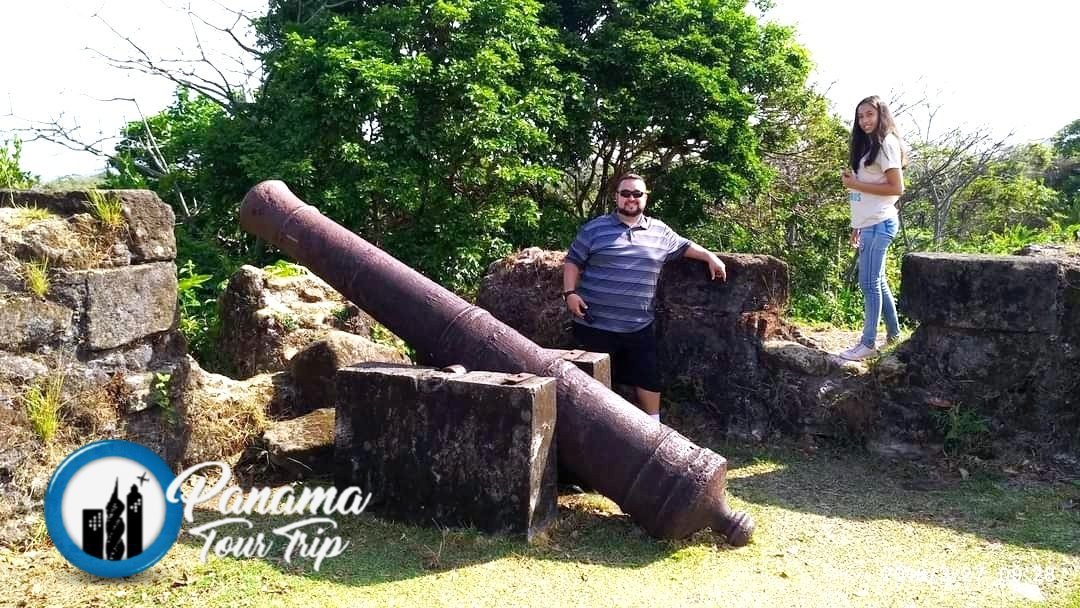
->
[81, 509, 103, 558]
[81, 477, 143, 560]
[126, 483, 143, 558]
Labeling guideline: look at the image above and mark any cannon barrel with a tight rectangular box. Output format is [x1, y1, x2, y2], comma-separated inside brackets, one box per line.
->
[239, 180, 753, 545]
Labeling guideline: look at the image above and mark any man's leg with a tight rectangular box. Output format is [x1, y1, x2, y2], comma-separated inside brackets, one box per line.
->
[628, 323, 662, 422]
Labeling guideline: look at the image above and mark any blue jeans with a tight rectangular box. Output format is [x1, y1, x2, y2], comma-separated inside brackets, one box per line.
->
[857, 217, 900, 348]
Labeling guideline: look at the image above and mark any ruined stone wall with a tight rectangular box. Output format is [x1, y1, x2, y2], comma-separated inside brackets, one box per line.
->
[475, 247, 792, 436]
[898, 250, 1080, 454]
[0, 189, 183, 547]
[479, 246, 1080, 460]
[0, 189, 183, 407]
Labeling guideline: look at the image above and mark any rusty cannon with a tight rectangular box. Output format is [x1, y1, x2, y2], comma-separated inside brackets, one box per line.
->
[239, 180, 754, 545]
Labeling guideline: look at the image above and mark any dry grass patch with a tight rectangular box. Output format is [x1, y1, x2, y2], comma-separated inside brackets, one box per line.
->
[170, 360, 273, 467]
[0, 202, 55, 229]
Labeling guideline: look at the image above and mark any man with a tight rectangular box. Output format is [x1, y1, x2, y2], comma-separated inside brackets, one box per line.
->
[563, 173, 726, 423]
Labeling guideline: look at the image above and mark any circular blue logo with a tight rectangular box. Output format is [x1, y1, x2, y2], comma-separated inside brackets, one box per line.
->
[44, 440, 183, 578]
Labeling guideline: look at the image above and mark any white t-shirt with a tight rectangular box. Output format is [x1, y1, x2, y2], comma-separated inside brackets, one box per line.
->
[849, 132, 903, 229]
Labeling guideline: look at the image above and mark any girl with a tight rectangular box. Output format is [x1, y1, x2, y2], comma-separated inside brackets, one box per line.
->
[838, 95, 906, 361]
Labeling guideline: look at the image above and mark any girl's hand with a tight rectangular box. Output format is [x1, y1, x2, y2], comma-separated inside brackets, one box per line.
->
[841, 168, 857, 189]
[850, 229, 860, 248]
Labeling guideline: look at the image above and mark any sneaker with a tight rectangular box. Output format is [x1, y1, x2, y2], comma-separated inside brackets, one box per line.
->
[838, 343, 878, 361]
[885, 334, 902, 346]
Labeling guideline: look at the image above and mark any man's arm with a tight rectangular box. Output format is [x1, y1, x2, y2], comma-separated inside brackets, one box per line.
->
[683, 243, 727, 281]
[562, 261, 587, 317]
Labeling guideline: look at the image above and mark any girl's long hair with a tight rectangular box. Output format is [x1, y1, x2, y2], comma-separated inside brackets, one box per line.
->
[849, 95, 907, 171]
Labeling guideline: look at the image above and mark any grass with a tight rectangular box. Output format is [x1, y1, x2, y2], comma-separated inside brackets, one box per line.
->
[262, 260, 308, 278]
[7, 440, 1079, 607]
[3, 202, 55, 229]
[22, 374, 64, 442]
[22, 258, 50, 298]
[87, 189, 125, 230]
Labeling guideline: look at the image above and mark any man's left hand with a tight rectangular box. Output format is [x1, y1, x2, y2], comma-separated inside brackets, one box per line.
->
[707, 255, 727, 281]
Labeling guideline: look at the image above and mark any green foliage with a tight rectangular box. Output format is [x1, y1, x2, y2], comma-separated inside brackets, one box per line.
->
[0, 139, 38, 189]
[273, 312, 299, 332]
[371, 322, 415, 362]
[788, 285, 864, 329]
[86, 189, 126, 230]
[539, 0, 812, 227]
[262, 259, 307, 278]
[22, 259, 50, 298]
[23, 374, 64, 442]
[40, 174, 106, 191]
[1053, 118, 1080, 159]
[1049, 118, 1080, 222]
[906, 220, 1080, 256]
[150, 372, 175, 424]
[106, 0, 815, 294]
[930, 405, 991, 457]
[176, 260, 223, 368]
[331, 305, 351, 324]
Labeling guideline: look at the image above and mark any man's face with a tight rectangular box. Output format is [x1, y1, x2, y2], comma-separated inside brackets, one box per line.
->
[616, 179, 648, 217]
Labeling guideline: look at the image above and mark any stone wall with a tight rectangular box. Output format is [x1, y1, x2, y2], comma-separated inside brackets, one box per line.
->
[898, 250, 1080, 454]
[0, 189, 183, 404]
[479, 246, 1080, 460]
[476, 247, 792, 434]
[0, 189, 184, 547]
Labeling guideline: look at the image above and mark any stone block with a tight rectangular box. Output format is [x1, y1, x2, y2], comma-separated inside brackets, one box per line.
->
[0, 295, 74, 350]
[657, 253, 789, 314]
[262, 408, 335, 478]
[0, 188, 176, 262]
[288, 330, 410, 416]
[551, 348, 611, 388]
[900, 253, 1061, 333]
[0, 353, 48, 383]
[81, 262, 178, 351]
[335, 365, 557, 539]
[113, 189, 176, 262]
[217, 265, 384, 378]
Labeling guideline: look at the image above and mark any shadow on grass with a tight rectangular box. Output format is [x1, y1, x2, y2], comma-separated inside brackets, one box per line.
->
[680, 423, 1080, 557]
[171, 489, 705, 587]
[164, 410, 1078, 589]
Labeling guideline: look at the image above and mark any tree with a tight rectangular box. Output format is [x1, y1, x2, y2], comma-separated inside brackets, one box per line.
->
[539, 0, 812, 228]
[950, 143, 1059, 239]
[899, 101, 1010, 247]
[1049, 118, 1080, 222]
[0, 139, 38, 189]
[236, 0, 573, 289]
[43, 0, 820, 294]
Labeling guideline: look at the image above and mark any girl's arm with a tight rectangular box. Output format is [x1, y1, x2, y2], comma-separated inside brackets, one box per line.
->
[842, 167, 904, 196]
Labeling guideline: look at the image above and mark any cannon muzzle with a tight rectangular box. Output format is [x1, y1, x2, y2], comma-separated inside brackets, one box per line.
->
[240, 180, 754, 545]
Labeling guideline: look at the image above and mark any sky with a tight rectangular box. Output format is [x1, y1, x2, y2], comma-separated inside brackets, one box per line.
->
[1, 0, 1077, 181]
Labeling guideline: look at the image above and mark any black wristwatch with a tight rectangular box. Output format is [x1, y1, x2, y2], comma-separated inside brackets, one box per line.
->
[562, 290, 576, 300]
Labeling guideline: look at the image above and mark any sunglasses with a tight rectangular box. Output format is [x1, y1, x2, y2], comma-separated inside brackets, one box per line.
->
[618, 190, 647, 199]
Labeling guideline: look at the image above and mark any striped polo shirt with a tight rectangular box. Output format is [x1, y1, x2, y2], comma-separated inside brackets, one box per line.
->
[566, 212, 690, 333]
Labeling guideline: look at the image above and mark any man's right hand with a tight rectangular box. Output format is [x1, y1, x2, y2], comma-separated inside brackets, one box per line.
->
[566, 293, 588, 318]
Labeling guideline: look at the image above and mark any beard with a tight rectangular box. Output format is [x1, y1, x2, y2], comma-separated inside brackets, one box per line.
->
[618, 204, 642, 217]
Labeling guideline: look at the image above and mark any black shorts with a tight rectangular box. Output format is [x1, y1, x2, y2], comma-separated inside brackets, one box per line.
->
[571, 321, 661, 392]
